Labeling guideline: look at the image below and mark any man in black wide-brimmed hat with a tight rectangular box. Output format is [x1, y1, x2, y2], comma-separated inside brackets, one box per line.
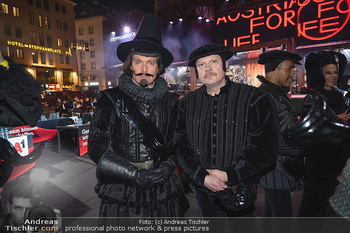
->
[174, 44, 278, 217]
[88, 14, 187, 217]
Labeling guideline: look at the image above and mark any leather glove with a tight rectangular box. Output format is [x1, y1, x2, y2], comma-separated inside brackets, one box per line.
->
[134, 159, 176, 189]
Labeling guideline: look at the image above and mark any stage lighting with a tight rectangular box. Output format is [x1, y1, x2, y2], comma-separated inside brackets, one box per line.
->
[198, 16, 203, 20]
[170, 21, 173, 24]
[124, 26, 130, 33]
[179, 18, 183, 22]
[111, 31, 115, 35]
[205, 19, 210, 22]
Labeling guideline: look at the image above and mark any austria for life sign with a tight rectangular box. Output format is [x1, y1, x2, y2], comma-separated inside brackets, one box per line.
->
[216, 0, 350, 47]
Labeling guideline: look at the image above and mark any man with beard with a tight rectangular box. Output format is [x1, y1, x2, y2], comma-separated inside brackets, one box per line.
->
[88, 14, 186, 217]
[175, 44, 278, 217]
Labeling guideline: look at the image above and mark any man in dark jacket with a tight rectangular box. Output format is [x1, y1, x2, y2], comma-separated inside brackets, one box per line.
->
[175, 44, 278, 217]
[257, 50, 304, 220]
[88, 14, 186, 217]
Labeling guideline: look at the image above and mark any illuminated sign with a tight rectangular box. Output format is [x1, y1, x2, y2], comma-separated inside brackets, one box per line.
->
[216, 0, 350, 47]
[7, 40, 62, 54]
[47, 84, 61, 89]
[110, 32, 136, 42]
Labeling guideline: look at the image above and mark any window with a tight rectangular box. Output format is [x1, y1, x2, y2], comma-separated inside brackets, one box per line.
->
[63, 22, 68, 31]
[29, 11, 35, 25]
[32, 51, 38, 63]
[43, 0, 49, 10]
[66, 56, 70, 64]
[57, 38, 62, 47]
[79, 27, 83, 35]
[4, 25, 11, 36]
[38, 15, 43, 27]
[62, 5, 66, 14]
[27, 0, 34, 5]
[64, 39, 69, 48]
[39, 33, 45, 46]
[91, 62, 96, 70]
[7, 47, 14, 57]
[89, 38, 94, 46]
[41, 52, 46, 64]
[30, 31, 37, 44]
[81, 52, 85, 59]
[59, 55, 64, 64]
[89, 26, 94, 34]
[90, 50, 95, 58]
[16, 48, 24, 59]
[36, 0, 42, 8]
[55, 3, 60, 12]
[46, 35, 52, 47]
[56, 20, 61, 30]
[15, 27, 22, 38]
[44, 17, 50, 29]
[81, 63, 86, 70]
[13, 7, 20, 17]
[2, 3, 9, 14]
[48, 53, 53, 65]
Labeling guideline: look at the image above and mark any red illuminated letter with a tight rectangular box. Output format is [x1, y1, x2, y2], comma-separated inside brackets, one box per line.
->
[216, 16, 227, 25]
[266, 13, 282, 30]
[284, 10, 296, 27]
[318, 1, 335, 18]
[320, 16, 339, 33]
[250, 16, 265, 33]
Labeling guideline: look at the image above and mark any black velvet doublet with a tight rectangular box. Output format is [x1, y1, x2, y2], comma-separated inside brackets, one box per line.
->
[88, 75, 186, 217]
[175, 78, 278, 189]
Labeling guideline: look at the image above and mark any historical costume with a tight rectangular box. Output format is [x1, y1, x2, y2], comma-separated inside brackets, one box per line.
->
[88, 15, 186, 217]
[175, 44, 278, 217]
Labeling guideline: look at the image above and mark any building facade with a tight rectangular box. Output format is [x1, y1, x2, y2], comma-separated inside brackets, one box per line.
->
[0, 0, 79, 92]
[75, 15, 108, 91]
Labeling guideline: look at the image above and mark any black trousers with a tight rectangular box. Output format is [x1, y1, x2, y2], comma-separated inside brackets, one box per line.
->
[262, 188, 293, 217]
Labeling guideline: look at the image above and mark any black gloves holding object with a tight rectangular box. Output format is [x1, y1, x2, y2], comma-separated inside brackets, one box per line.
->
[134, 160, 176, 189]
[97, 149, 176, 189]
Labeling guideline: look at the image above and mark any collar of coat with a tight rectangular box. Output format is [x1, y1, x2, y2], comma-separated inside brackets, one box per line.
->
[118, 74, 168, 103]
[257, 75, 291, 94]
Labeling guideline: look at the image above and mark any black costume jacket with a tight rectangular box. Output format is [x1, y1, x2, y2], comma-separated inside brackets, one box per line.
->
[175, 77, 278, 189]
[257, 76, 304, 190]
[88, 75, 185, 217]
[0, 55, 43, 127]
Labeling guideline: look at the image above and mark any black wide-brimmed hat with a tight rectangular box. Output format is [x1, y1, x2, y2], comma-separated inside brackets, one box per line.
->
[188, 44, 233, 67]
[117, 14, 174, 67]
[258, 50, 302, 72]
[305, 51, 347, 90]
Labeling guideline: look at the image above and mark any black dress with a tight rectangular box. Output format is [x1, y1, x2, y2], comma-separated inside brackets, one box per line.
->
[299, 89, 350, 216]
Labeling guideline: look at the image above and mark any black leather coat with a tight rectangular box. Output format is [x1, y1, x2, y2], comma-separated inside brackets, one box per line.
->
[257, 76, 304, 190]
[88, 75, 184, 217]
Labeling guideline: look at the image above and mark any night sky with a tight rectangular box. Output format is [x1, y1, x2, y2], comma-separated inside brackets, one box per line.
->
[73, 0, 155, 14]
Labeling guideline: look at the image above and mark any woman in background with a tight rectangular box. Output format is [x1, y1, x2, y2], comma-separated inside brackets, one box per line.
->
[299, 51, 350, 217]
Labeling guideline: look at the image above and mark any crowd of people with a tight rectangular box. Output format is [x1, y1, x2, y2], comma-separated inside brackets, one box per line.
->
[1, 12, 350, 233]
[54, 96, 97, 118]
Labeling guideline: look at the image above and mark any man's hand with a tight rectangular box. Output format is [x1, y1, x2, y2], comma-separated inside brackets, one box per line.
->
[337, 111, 350, 124]
[204, 174, 227, 192]
[206, 169, 228, 182]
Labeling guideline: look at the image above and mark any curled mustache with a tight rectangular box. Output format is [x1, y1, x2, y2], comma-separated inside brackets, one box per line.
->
[135, 73, 154, 77]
